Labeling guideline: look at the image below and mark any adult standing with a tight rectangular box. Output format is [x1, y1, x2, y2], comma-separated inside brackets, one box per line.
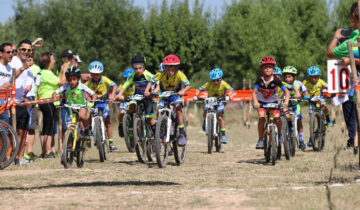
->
[327, 2, 360, 148]
[9, 39, 34, 165]
[38, 52, 66, 158]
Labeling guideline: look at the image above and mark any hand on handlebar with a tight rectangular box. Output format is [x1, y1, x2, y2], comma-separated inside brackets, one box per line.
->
[144, 91, 150, 97]
[116, 95, 124, 101]
[178, 90, 185, 96]
[283, 102, 288, 108]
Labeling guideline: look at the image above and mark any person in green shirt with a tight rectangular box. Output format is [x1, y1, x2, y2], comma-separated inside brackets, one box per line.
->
[37, 52, 66, 158]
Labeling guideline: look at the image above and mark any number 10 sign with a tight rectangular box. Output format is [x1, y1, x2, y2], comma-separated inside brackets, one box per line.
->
[327, 60, 352, 93]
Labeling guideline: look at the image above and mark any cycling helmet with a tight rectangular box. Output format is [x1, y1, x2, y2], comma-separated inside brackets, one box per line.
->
[65, 66, 81, 78]
[259, 56, 276, 66]
[273, 66, 282, 75]
[307, 66, 321, 76]
[282, 66, 297, 75]
[88, 61, 104, 73]
[209, 68, 223, 80]
[163, 54, 180, 65]
[159, 62, 165, 72]
[123, 68, 134, 78]
[131, 55, 145, 66]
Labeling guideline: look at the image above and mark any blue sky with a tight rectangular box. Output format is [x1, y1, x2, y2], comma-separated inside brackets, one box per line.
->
[0, 0, 233, 24]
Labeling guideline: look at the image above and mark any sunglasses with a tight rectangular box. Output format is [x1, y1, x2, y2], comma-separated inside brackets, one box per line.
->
[212, 79, 221, 82]
[19, 47, 33, 53]
[12, 49, 17, 54]
[5, 50, 13, 54]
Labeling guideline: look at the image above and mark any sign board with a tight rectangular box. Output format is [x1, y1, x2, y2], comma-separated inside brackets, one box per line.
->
[327, 60, 352, 93]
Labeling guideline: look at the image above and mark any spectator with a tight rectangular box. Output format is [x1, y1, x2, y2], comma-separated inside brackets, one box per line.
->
[327, 2, 360, 147]
[9, 39, 34, 165]
[38, 52, 66, 158]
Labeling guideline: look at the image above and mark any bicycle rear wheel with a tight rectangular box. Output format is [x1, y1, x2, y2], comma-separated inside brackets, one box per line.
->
[271, 126, 277, 165]
[154, 114, 169, 168]
[0, 120, 19, 169]
[62, 129, 75, 169]
[94, 117, 106, 162]
[264, 131, 270, 163]
[0, 124, 8, 163]
[146, 124, 155, 162]
[134, 117, 146, 163]
[290, 115, 296, 157]
[76, 138, 85, 168]
[207, 114, 214, 154]
[310, 112, 322, 151]
[281, 116, 290, 160]
[123, 112, 135, 152]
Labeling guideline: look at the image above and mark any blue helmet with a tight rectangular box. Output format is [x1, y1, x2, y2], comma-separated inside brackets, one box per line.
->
[307, 66, 321, 76]
[123, 68, 134, 78]
[273, 66, 282, 75]
[209, 68, 223, 80]
[89, 61, 104, 73]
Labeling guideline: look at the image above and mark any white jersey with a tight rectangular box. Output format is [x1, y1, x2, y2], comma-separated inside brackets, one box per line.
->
[0, 62, 13, 105]
[9, 56, 34, 102]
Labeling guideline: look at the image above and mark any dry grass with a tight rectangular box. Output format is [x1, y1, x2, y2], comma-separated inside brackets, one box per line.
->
[0, 106, 359, 209]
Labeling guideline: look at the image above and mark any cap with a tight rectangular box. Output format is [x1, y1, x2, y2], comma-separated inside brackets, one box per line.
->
[61, 49, 74, 59]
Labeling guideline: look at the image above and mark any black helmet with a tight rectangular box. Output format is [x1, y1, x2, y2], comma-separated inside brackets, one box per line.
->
[131, 55, 145, 66]
[65, 66, 81, 78]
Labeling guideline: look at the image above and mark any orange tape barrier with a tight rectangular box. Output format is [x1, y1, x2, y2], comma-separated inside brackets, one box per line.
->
[183, 89, 253, 102]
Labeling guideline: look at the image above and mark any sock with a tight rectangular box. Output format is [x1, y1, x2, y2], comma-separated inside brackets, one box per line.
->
[299, 132, 303, 142]
[179, 125, 185, 135]
[220, 128, 226, 136]
[108, 138, 113, 144]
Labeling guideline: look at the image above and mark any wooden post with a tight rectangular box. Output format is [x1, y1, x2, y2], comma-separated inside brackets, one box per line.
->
[11, 68, 16, 131]
[248, 79, 252, 128]
[243, 79, 247, 126]
[347, 40, 360, 162]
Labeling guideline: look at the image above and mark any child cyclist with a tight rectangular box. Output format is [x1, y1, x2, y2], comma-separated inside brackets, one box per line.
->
[303, 66, 333, 147]
[193, 68, 234, 144]
[52, 67, 97, 140]
[117, 55, 157, 134]
[252, 56, 290, 149]
[146, 54, 191, 146]
[85, 61, 118, 152]
[282, 66, 310, 151]
[117, 68, 135, 137]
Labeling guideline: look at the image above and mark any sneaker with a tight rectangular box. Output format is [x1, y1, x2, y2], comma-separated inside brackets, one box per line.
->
[14, 158, 20, 165]
[118, 124, 124, 137]
[299, 141, 306, 151]
[49, 152, 56, 158]
[347, 139, 354, 148]
[307, 141, 313, 147]
[256, 139, 264, 149]
[28, 152, 38, 160]
[109, 143, 119, 152]
[177, 134, 187, 146]
[220, 135, 228, 144]
[19, 157, 30, 165]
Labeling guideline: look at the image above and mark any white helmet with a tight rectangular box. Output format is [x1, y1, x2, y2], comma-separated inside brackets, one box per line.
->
[89, 61, 104, 73]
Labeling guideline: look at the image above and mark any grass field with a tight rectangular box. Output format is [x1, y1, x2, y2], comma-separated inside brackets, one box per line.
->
[0, 107, 360, 209]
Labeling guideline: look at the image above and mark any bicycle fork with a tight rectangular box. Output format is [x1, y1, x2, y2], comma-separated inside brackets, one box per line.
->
[266, 123, 278, 149]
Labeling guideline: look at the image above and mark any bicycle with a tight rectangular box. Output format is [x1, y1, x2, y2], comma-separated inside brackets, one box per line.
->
[61, 104, 89, 169]
[0, 122, 9, 164]
[154, 91, 187, 168]
[128, 94, 155, 163]
[90, 100, 109, 162]
[122, 99, 136, 153]
[259, 103, 282, 165]
[308, 96, 327, 151]
[198, 97, 225, 154]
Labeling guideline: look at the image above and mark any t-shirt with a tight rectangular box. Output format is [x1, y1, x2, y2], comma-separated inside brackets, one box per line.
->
[55, 83, 94, 105]
[154, 71, 190, 91]
[198, 80, 234, 98]
[85, 76, 116, 99]
[38, 69, 60, 99]
[254, 75, 286, 103]
[30, 64, 41, 99]
[333, 29, 360, 59]
[302, 79, 327, 97]
[118, 84, 135, 97]
[283, 82, 301, 105]
[0, 63, 13, 105]
[122, 70, 155, 94]
[9, 56, 34, 103]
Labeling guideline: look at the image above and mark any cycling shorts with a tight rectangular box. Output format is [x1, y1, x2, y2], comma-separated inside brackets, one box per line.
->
[119, 102, 129, 111]
[204, 101, 225, 113]
[96, 102, 110, 119]
[291, 104, 302, 120]
[157, 96, 183, 109]
[258, 101, 280, 115]
[130, 98, 154, 118]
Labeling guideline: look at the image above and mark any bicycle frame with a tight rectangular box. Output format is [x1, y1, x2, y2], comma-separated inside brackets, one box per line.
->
[265, 110, 278, 149]
[204, 97, 220, 137]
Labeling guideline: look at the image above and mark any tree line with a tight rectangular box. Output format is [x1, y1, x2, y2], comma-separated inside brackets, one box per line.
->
[0, 0, 353, 88]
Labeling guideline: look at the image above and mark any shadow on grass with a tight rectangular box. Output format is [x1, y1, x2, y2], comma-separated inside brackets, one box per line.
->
[146, 161, 180, 168]
[114, 160, 140, 166]
[237, 159, 267, 165]
[0, 180, 181, 191]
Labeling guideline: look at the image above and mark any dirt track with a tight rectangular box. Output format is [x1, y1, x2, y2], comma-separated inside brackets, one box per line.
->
[0, 112, 360, 209]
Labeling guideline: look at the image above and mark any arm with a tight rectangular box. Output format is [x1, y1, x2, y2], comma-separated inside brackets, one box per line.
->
[327, 29, 343, 58]
[179, 85, 191, 96]
[283, 88, 290, 107]
[58, 69, 66, 86]
[144, 82, 152, 97]
[92, 93, 97, 102]
[117, 87, 125, 101]
[15, 59, 34, 78]
[252, 89, 260, 109]
[109, 85, 117, 100]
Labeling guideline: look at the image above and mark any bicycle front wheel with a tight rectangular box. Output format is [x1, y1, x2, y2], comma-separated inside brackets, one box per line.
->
[154, 114, 169, 168]
[271, 126, 277, 165]
[62, 129, 75, 169]
[0, 124, 8, 163]
[94, 117, 106, 162]
[76, 138, 85, 168]
[310, 112, 321, 151]
[207, 114, 214, 154]
[0, 120, 19, 169]
[281, 116, 290, 160]
[134, 117, 146, 163]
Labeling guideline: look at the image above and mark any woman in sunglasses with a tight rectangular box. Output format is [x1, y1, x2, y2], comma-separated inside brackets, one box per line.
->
[193, 68, 234, 144]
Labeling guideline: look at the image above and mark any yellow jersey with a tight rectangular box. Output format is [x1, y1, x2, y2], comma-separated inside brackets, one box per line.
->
[118, 83, 135, 97]
[154, 71, 190, 91]
[198, 80, 233, 98]
[85, 76, 116, 98]
[302, 79, 327, 97]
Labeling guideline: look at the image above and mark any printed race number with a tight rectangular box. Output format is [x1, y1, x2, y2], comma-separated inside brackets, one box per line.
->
[327, 60, 351, 93]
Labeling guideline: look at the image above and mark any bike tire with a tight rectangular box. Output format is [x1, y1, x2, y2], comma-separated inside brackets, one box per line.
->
[174, 115, 187, 165]
[281, 117, 290, 160]
[0, 120, 19, 169]
[123, 112, 135, 153]
[290, 115, 297, 157]
[94, 117, 106, 162]
[271, 126, 277, 165]
[146, 124, 155, 162]
[310, 112, 321, 151]
[215, 121, 222, 153]
[264, 131, 270, 163]
[320, 114, 326, 150]
[76, 138, 85, 168]
[0, 124, 8, 163]
[62, 129, 75, 169]
[154, 114, 169, 168]
[134, 117, 146, 163]
[207, 114, 214, 154]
